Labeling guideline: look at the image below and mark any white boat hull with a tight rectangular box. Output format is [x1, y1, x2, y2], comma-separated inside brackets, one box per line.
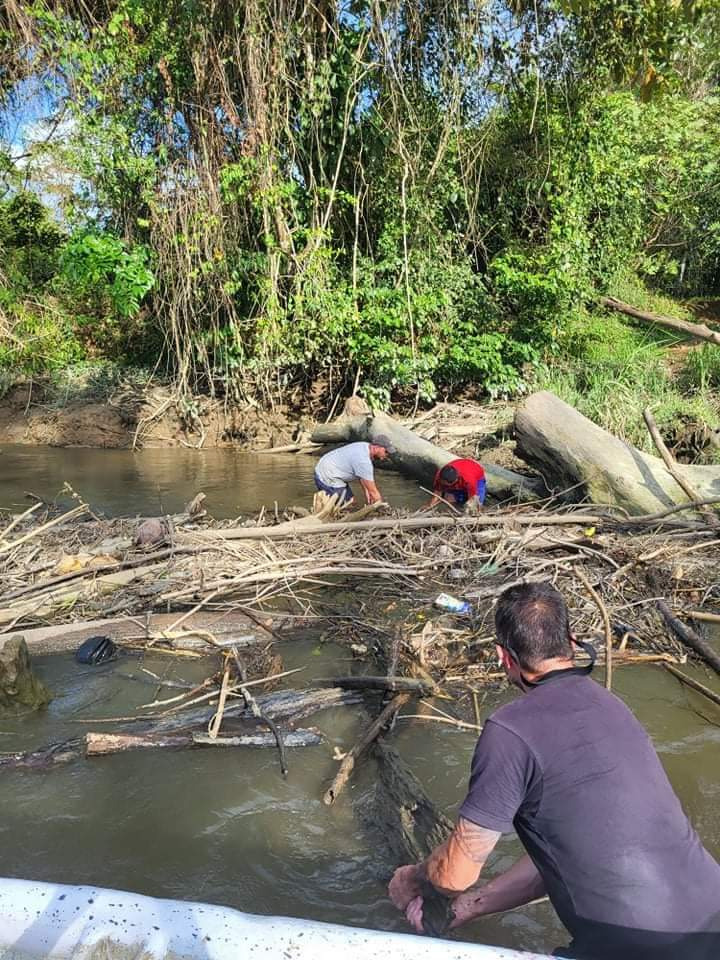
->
[0, 876, 553, 960]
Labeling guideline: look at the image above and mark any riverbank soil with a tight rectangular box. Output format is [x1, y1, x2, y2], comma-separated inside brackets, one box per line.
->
[0, 382, 315, 450]
[0, 380, 521, 468]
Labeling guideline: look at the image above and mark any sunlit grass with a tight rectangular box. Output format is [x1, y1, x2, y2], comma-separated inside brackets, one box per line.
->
[534, 308, 720, 458]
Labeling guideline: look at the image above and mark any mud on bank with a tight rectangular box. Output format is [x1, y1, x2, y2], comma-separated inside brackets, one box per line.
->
[0, 380, 522, 471]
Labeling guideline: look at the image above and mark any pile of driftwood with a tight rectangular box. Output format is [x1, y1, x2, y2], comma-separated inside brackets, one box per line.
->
[2, 489, 720, 852]
[2, 480, 720, 692]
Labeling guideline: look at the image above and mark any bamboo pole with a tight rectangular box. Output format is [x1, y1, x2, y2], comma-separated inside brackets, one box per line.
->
[199, 512, 605, 542]
[0, 504, 87, 556]
[0, 501, 44, 542]
[685, 610, 720, 624]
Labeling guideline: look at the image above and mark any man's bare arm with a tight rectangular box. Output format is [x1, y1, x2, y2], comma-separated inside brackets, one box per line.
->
[450, 854, 546, 928]
[359, 478, 382, 504]
[388, 817, 500, 909]
[424, 817, 501, 894]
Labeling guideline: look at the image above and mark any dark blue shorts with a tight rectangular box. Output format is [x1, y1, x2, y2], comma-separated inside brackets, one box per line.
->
[314, 473, 353, 503]
[449, 478, 486, 505]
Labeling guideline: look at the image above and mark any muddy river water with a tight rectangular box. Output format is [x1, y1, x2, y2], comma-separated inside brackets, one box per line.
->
[1, 445, 719, 955]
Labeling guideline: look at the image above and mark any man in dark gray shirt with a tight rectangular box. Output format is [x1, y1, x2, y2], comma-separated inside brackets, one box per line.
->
[389, 582, 720, 958]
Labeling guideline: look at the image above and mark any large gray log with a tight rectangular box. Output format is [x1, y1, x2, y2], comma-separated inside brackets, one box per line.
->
[515, 391, 720, 515]
[310, 411, 544, 501]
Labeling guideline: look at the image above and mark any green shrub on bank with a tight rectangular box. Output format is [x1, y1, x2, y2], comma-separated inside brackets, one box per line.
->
[2, 3, 720, 407]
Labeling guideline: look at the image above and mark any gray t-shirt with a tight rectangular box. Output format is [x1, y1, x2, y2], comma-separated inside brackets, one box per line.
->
[459, 673, 720, 958]
[315, 442, 374, 488]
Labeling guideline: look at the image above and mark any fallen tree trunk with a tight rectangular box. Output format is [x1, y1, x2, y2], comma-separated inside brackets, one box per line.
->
[600, 296, 720, 346]
[515, 391, 720, 515]
[0, 738, 83, 770]
[310, 411, 545, 502]
[93, 686, 364, 734]
[85, 729, 322, 756]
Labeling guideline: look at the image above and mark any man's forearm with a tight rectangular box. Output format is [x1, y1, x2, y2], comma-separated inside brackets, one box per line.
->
[388, 819, 500, 915]
[456, 854, 546, 919]
[359, 479, 382, 503]
[423, 819, 501, 895]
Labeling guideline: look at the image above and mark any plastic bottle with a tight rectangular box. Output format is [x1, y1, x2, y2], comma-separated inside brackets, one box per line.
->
[434, 593, 472, 615]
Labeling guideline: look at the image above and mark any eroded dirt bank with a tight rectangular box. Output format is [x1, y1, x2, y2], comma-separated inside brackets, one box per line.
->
[0, 383, 310, 450]
[0, 382, 522, 470]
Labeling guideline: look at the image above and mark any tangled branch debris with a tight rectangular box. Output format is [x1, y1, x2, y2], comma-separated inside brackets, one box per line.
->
[2, 490, 720, 779]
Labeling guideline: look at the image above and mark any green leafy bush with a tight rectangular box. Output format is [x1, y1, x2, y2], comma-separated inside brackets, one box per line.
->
[60, 233, 154, 318]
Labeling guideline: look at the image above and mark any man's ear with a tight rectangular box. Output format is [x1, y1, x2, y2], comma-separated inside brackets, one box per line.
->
[495, 643, 509, 669]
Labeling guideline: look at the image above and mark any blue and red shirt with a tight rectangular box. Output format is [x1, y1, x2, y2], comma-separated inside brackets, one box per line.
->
[433, 458, 486, 503]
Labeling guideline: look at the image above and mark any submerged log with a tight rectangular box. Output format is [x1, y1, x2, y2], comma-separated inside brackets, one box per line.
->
[0, 635, 52, 712]
[317, 676, 435, 695]
[515, 391, 720, 515]
[310, 410, 545, 502]
[0, 738, 82, 769]
[86, 732, 191, 754]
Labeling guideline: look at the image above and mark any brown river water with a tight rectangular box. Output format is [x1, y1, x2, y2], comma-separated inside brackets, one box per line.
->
[1, 445, 719, 955]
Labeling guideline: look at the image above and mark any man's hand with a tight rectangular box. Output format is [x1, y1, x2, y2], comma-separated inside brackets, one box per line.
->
[464, 495, 482, 516]
[388, 864, 423, 911]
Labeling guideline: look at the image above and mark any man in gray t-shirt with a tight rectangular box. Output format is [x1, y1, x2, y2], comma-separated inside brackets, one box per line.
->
[314, 438, 394, 505]
[389, 582, 720, 959]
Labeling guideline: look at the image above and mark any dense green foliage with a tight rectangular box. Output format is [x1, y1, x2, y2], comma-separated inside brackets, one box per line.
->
[2, 0, 720, 423]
